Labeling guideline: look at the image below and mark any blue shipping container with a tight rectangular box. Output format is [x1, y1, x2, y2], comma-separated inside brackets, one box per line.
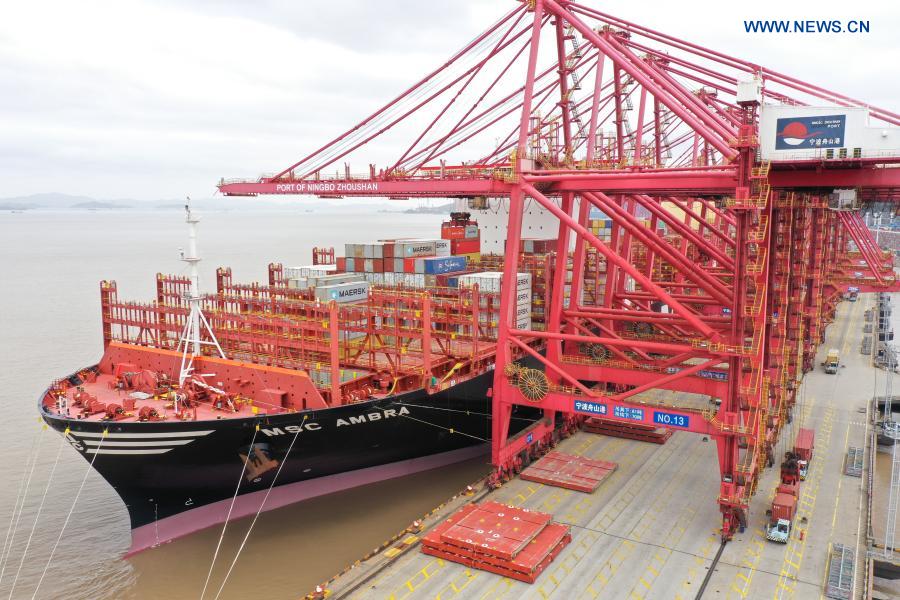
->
[422, 256, 467, 274]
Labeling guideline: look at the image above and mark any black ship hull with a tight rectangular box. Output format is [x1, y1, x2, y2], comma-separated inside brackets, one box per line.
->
[41, 367, 536, 554]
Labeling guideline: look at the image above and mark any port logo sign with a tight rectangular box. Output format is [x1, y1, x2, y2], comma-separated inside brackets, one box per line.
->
[775, 114, 845, 149]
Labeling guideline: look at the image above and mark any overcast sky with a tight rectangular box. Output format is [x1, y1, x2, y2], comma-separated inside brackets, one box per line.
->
[1, 0, 897, 201]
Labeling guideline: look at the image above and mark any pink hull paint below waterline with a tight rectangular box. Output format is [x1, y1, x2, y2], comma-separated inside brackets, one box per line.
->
[125, 444, 489, 556]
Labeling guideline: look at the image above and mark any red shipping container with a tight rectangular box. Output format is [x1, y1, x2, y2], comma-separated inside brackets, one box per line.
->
[794, 428, 814, 461]
[382, 243, 394, 259]
[441, 225, 467, 240]
[403, 257, 417, 273]
[451, 238, 481, 254]
[336, 257, 346, 272]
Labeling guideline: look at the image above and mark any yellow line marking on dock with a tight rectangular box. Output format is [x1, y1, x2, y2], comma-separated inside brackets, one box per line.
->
[771, 402, 836, 600]
[830, 422, 851, 530]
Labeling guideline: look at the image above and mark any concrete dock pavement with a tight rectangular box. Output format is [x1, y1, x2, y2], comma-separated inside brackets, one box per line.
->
[326, 298, 876, 600]
[688, 295, 872, 599]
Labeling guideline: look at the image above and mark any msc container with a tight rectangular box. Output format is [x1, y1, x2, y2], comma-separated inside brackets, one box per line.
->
[315, 281, 369, 303]
[418, 256, 468, 275]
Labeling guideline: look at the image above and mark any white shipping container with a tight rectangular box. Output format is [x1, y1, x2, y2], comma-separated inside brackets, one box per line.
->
[406, 274, 426, 288]
[457, 272, 531, 293]
[363, 244, 384, 259]
[345, 243, 366, 258]
[396, 241, 436, 258]
[284, 264, 338, 280]
[315, 281, 369, 304]
[308, 273, 365, 288]
[405, 238, 451, 257]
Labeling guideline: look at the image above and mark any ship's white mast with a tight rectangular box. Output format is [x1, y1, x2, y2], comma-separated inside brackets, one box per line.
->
[177, 200, 225, 386]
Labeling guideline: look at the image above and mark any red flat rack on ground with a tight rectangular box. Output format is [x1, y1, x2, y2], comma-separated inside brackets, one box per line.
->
[519, 450, 618, 493]
[421, 502, 571, 584]
[439, 501, 551, 560]
[583, 417, 674, 444]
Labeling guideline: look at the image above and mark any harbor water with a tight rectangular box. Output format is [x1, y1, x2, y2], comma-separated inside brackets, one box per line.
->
[0, 208, 491, 599]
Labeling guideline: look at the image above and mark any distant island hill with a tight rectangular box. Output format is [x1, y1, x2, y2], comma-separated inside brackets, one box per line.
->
[0, 193, 455, 213]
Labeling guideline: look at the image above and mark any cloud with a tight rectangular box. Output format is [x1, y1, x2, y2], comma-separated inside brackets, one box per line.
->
[0, 0, 896, 200]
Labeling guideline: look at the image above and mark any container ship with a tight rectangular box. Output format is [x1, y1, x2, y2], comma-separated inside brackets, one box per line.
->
[37, 208, 619, 554]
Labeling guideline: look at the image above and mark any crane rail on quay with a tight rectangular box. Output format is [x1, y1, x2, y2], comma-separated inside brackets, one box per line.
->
[216, 0, 900, 592]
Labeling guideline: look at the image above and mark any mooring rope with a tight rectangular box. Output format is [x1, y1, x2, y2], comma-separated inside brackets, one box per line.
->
[389, 403, 489, 443]
[199, 423, 259, 600]
[0, 425, 45, 587]
[211, 416, 307, 600]
[30, 428, 107, 600]
[8, 433, 64, 599]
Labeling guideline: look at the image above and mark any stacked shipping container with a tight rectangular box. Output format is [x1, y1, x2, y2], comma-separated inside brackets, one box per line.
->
[457, 272, 532, 337]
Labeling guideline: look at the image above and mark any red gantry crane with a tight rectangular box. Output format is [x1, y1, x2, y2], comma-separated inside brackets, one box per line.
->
[219, 0, 900, 539]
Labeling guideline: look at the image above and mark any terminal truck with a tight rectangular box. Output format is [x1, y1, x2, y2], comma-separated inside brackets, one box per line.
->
[765, 481, 799, 543]
[823, 348, 840, 374]
[766, 427, 815, 543]
[794, 427, 815, 480]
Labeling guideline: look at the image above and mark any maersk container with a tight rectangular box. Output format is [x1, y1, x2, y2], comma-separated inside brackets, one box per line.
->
[457, 271, 531, 292]
[314, 281, 369, 304]
[397, 241, 436, 258]
[406, 238, 450, 257]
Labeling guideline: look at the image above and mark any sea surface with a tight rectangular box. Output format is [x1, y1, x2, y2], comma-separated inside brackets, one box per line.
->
[0, 209, 491, 600]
